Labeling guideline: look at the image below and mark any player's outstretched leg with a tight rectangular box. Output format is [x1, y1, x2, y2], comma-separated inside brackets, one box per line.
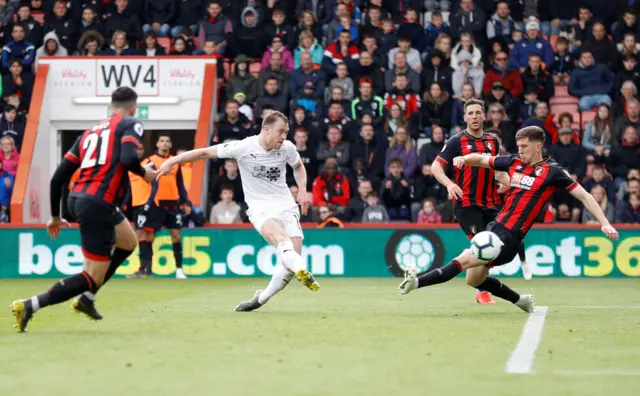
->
[235, 264, 294, 312]
[518, 242, 532, 281]
[170, 229, 186, 279]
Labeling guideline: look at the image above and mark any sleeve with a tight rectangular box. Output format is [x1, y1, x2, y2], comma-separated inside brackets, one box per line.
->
[63, 136, 82, 166]
[216, 140, 242, 159]
[50, 157, 81, 218]
[488, 154, 517, 172]
[284, 141, 301, 167]
[434, 135, 460, 166]
[552, 166, 579, 192]
[118, 119, 145, 176]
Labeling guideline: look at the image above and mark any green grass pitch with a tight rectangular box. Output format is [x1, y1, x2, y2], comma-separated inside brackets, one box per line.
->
[1, 278, 639, 396]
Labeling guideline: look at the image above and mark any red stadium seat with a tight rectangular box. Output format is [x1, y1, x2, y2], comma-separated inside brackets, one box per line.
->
[551, 104, 579, 116]
[157, 38, 171, 53]
[581, 110, 597, 130]
[554, 85, 569, 97]
[549, 96, 579, 106]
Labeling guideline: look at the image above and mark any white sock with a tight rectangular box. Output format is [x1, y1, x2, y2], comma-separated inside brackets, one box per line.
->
[258, 264, 294, 305]
[413, 279, 419, 289]
[277, 240, 304, 273]
[83, 292, 95, 301]
[30, 296, 40, 312]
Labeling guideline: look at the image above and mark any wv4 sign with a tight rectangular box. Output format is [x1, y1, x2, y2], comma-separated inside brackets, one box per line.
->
[97, 59, 158, 96]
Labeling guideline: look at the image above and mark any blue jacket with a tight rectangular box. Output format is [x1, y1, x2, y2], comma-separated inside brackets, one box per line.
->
[289, 68, 326, 99]
[0, 172, 14, 207]
[509, 38, 554, 69]
[1, 40, 35, 70]
[568, 64, 614, 97]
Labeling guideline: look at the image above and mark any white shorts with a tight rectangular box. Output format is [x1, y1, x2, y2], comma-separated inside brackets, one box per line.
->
[247, 205, 304, 239]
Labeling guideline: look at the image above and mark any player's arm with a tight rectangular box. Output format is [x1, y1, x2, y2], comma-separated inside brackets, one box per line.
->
[432, 136, 463, 199]
[50, 155, 80, 219]
[454, 153, 492, 168]
[495, 171, 510, 186]
[158, 146, 220, 172]
[120, 121, 154, 181]
[569, 184, 619, 240]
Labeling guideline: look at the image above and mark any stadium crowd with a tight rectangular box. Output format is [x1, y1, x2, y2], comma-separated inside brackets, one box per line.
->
[0, 0, 638, 226]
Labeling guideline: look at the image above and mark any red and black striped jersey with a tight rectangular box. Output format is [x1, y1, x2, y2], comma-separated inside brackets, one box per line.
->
[435, 130, 501, 209]
[64, 115, 144, 206]
[489, 155, 578, 235]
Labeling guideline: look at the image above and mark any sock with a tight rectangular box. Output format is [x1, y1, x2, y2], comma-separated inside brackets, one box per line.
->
[417, 260, 463, 288]
[277, 240, 304, 273]
[82, 247, 134, 301]
[258, 264, 294, 305]
[476, 276, 520, 303]
[172, 242, 183, 269]
[518, 243, 526, 262]
[139, 241, 153, 273]
[32, 272, 96, 312]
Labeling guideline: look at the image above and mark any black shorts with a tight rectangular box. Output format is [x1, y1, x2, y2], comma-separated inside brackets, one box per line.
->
[68, 196, 125, 261]
[454, 206, 499, 239]
[132, 205, 144, 228]
[486, 221, 523, 268]
[137, 203, 184, 232]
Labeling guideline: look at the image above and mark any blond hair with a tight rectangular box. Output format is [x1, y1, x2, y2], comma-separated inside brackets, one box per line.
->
[261, 110, 288, 129]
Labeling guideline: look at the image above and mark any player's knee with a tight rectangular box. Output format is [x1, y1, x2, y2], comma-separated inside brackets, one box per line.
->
[465, 271, 483, 287]
[456, 249, 473, 269]
[84, 263, 106, 288]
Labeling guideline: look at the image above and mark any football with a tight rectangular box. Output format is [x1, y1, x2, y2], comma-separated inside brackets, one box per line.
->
[470, 231, 504, 261]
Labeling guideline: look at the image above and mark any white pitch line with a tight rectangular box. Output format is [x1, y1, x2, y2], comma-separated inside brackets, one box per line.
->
[554, 370, 640, 376]
[506, 306, 549, 374]
[552, 306, 640, 309]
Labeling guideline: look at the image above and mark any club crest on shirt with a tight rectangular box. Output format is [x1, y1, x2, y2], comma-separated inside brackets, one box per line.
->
[274, 150, 284, 160]
[469, 225, 477, 234]
[487, 142, 492, 150]
[535, 167, 545, 176]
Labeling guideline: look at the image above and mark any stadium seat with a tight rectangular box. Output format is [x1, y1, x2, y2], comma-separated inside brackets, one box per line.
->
[581, 110, 597, 129]
[554, 85, 569, 97]
[551, 104, 579, 116]
[549, 96, 579, 106]
[157, 38, 171, 53]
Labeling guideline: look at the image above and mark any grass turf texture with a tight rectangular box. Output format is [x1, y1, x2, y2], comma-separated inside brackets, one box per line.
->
[1, 278, 639, 396]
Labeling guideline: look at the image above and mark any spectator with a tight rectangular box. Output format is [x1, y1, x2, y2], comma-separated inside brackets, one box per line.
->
[616, 33, 640, 64]
[615, 191, 640, 223]
[607, 125, 640, 187]
[509, 20, 553, 71]
[412, 163, 447, 208]
[385, 126, 418, 179]
[483, 50, 523, 98]
[317, 125, 350, 172]
[230, 6, 262, 59]
[614, 55, 640, 101]
[574, 5, 595, 47]
[263, 7, 294, 51]
[396, 8, 425, 51]
[388, 35, 422, 73]
[35, 31, 68, 67]
[105, 0, 143, 49]
[77, 6, 104, 40]
[100, 31, 138, 55]
[292, 81, 324, 118]
[210, 159, 244, 204]
[613, 98, 640, 146]
[433, 33, 453, 65]
[345, 178, 373, 222]
[0, 135, 18, 176]
[254, 76, 287, 120]
[417, 198, 443, 224]
[486, 1, 518, 43]
[233, 92, 253, 121]
[384, 51, 421, 94]
[583, 104, 613, 161]
[450, 0, 487, 47]
[291, 128, 317, 190]
[541, 1, 579, 37]
[614, 81, 638, 118]
[422, 49, 454, 96]
[361, 32, 387, 71]
[215, 100, 253, 143]
[2, 60, 33, 111]
[581, 185, 615, 224]
[209, 185, 242, 224]
[140, 31, 166, 56]
[351, 78, 384, 119]
[173, 0, 203, 38]
[384, 74, 421, 119]
[583, 164, 616, 204]
[421, 82, 453, 135]
[294, 9, 322, 41]
[0, 159, 12, 222]
[289, 184, 313, 222]
[551, 36, 574, 86]
[376, 17, 398, 57]
[521, 53, 554, 103]
[322, 30, 360, 77]
[1, 24, 35, 71]
[485, 102, 517, 152]
[451, 82, 477, 135]
[170, 36, 192, 56]
[548, 128, 587, 181]
[311, 157, 351, 210]
[75, 31, 104, 56]
[452, 50, 484, 98]
[450, 32, 482, 71]
[0, 0, 16, 31]
[294, 30, 324, 68]
[518, 87, 539, 125]
[0, 104, 25, 151]
[617, 169, 640, 201]
[383, 102, 408, 141]
[42, 0, 76, 53]
[226, 54, 259, 105]
[522, 101, 557, 148]
[584, 22, 619, 70]
[17, 3, 43, 49]
[259, 51, 289, 96]
[316, 205, 345, 227]
[351, 123, 386, 179]
[425, 11, 451, 53]
[362, 192, 390, 223]
[380, 157, 411, 220]
[556, 112, 581, 145]
[142, 0, 175, 38]
[261, 36, 294, 73]
[290, 52, 326, 99]
[419, 126, 446, 164]
[320, 100, 352, 135]
[199, 0, 233, 55]
[612, 8, 640, 44]
[324, 62, 354, 103]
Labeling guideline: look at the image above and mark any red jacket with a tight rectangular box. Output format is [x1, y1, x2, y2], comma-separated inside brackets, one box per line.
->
[384, 89, 421, 118]
[482, 66, 524, 98]
[324, 43, 360, 64]
[312, 172, 351, 207]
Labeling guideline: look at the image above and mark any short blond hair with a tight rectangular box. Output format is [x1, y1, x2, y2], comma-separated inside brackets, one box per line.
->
[261, 110, 288, 129]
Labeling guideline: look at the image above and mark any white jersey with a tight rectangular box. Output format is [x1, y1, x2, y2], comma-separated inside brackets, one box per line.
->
[216, 136, 300, 212]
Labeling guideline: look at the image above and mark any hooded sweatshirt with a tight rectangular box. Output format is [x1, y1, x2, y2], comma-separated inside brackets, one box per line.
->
[35, 31, 69, 67]
[0, 148, 19, 177]
[0, 112, 26, 151]
[233, 7, 262, 59]
[226, 54, 259, 104]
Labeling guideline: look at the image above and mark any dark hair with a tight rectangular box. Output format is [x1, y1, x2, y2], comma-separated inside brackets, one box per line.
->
[558, 112, 574, 124]
[432, 11, 442, 18]
[389, 157, 403, 167]
[220, 184, 234, 193]
[225, 99, 239, 107]
[157, 132, 172, 141]
[624, 8, 637, 16]
[339, 29, 351, 35]
[10, 59, 22, 67]
[111, 87, 138, 108]
[464, 98, 485, 113]
[515, 126, 545, 143]
[580, 49, 594, 57]
[629, 177, 640, 184]
[366, 192, 378, 199]
[556, 36, 569, 45]
[265, 76, 278, 83]
[528, 53, 541, 59]
[486, 127, 502, 139]
[4, 104, 16, 113]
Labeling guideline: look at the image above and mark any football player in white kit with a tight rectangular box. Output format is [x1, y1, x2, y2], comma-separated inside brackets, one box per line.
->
[156, 111, 319, 311]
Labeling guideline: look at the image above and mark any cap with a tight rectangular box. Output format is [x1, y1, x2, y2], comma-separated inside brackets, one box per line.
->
[359, 77, 372, 86]
[526, 21, 540, 32]
[457, 50, 472, 64]
[558, 127, 573, 134]
[233, 92, 246, 101]
[492, 81, 505, 90]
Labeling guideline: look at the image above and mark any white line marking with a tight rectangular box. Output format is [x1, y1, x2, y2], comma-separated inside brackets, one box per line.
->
[506, 306, 549, 374]
[554, 370, 640, 376]
[552, 306, 640, 309]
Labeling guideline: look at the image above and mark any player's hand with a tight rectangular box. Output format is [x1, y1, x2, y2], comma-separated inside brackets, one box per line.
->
[452, 156, 465, 169]
[601, 224, 619, 241]
[155, 161, 174, 180]
[184, 204, 192, 216]
[143, 163, 157, 183]
[297, 189, 310, 215]
[497, 183, 508, 194]
[46, 217, 70, 239]
[446, 183, 463, 200]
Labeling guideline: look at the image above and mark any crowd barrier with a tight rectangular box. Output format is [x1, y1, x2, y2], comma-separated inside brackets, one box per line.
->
[1, 224, 638, 278]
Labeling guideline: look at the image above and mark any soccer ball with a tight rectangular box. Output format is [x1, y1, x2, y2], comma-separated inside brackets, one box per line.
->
[470, 231, 504, 261]
[395, 234, 435, 273]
